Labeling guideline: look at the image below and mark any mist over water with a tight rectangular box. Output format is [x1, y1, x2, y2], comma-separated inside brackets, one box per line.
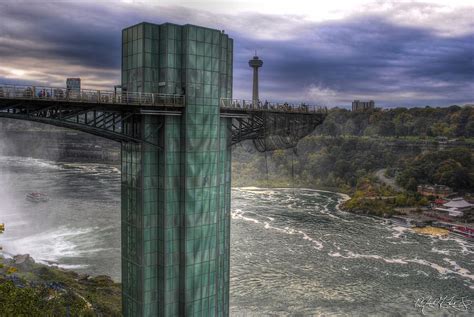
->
[0, 156, 121, 274]
[0, 157, 473, 315]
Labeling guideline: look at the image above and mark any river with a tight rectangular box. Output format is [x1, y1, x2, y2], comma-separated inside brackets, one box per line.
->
[1, 156, 473, 316]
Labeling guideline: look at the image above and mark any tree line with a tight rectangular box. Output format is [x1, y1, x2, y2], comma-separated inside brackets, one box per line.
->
[233, 105, 474, 193]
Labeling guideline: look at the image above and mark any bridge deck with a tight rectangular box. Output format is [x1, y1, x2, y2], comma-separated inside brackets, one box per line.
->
[0, 83, 327, 148]
[0, 84, 326, 115]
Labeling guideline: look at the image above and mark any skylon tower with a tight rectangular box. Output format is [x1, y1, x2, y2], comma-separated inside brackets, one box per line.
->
[248, 55, 263, 104]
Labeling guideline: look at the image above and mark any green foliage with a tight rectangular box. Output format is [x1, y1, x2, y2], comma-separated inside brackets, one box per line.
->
[234, 106, 473, 194]
[397, 148, 473, 191]
[342, 179, 428, 216]
[233, 136, 400, 191]
[0, 279, 93, 316]
[0, 279, 44, 315]
[314, 105, 474, 138]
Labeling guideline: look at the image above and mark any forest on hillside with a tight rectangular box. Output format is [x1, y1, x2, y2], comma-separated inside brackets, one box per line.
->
[233, 106, 474, 193]
[315, 105, 474, 138]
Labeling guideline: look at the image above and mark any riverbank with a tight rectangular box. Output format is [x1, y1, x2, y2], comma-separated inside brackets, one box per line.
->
[0, 253, 121, 316]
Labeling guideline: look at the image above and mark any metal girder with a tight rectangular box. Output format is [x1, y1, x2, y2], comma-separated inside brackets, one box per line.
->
[0, 100, 163, 146]
[0, 94, 327, 151]
[231, 111, 326, 151]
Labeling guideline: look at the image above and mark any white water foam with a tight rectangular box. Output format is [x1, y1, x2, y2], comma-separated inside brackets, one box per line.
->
[56, 264, 89, 270]
[388, 225, 411, 239]
[431, 247, 451, 255]
[0, 156, 64, 170]
[232, 208, 324, 250]
[2, 226, 100, 264]
[328, 250, 474, 283]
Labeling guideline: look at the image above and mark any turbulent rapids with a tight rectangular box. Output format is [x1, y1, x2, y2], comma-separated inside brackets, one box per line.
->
[0, 157, 473, 315]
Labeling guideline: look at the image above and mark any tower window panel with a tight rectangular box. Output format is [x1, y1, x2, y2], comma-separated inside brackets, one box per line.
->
[188, 69, 197, 83]
[160, 25, 168, 39]
[187, 55, 196, 69]
[137, 39, 143, 54]
[211, 72, 218, 86]
[168, 25, 176, 39]
[122, 43, 127, 57]
[144, 53, 152, 67]
[211, 58, 219, 72]
[144, 23, 152, 39]
[204, 43, 212, 57]
[137, 24, 143, 39]
[159, 69, 167, 82]
[132, 27, 138, 41]
[152, 41, 159, 54]
[167, 69, 176, 82]
[196, 42, 204, 56]
[196, 70, 203, 83]
[188, 40, 196, 55]
[159, 39, 167, 54]
[196, 28, 204, 42]
[204, 29, 212, 43]
[137, 54, 143, 68]
[188, 27, 196, 40]
[203, 71, 211, 84]
[168, 54, 175, 68]
[145, 68, 152, 81]
[176, 55, 182, 68]
[196, 56, 204, 70]
[123, 30, 128, 43]
[167, 40, 175, 53]
[212, 45, 219, 57]
[133, 40, 138, 54]
[158, 52, 168, 66]
[212, 32, 219, 44]
[145, 40, 151, 53]
[152, 26, 159, 39]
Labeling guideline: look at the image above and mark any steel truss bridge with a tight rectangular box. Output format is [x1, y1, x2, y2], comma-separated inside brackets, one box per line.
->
[0, 84, 327, 149]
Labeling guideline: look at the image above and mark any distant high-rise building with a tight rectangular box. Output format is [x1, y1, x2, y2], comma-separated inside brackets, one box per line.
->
[66, 78, 81, 92]
[352, 100, 374, 111]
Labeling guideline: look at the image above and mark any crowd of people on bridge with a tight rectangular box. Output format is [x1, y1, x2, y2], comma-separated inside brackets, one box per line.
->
[225, 99, 320, 113]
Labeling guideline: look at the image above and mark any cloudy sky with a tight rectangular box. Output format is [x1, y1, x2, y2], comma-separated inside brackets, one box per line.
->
[0, 0, 473, 107]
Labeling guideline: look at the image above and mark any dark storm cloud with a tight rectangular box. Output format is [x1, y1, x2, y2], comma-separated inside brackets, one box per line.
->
[0, 1, 472, 105]
[234, 17, 474, 105]
[0, 2, 124, 69]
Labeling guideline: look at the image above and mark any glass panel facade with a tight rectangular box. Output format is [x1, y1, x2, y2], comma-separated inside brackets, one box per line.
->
[121, 22, 233, 316]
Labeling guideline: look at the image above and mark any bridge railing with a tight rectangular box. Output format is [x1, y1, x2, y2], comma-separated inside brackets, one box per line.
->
[220, 98, 327, 113]
[0, 84, 185, 107]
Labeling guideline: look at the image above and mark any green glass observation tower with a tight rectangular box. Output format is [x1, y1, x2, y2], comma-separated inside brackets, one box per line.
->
[121, 22, 233, 316]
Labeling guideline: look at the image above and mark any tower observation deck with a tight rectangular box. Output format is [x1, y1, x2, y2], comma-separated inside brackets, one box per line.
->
[0, 22, 326, 317]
